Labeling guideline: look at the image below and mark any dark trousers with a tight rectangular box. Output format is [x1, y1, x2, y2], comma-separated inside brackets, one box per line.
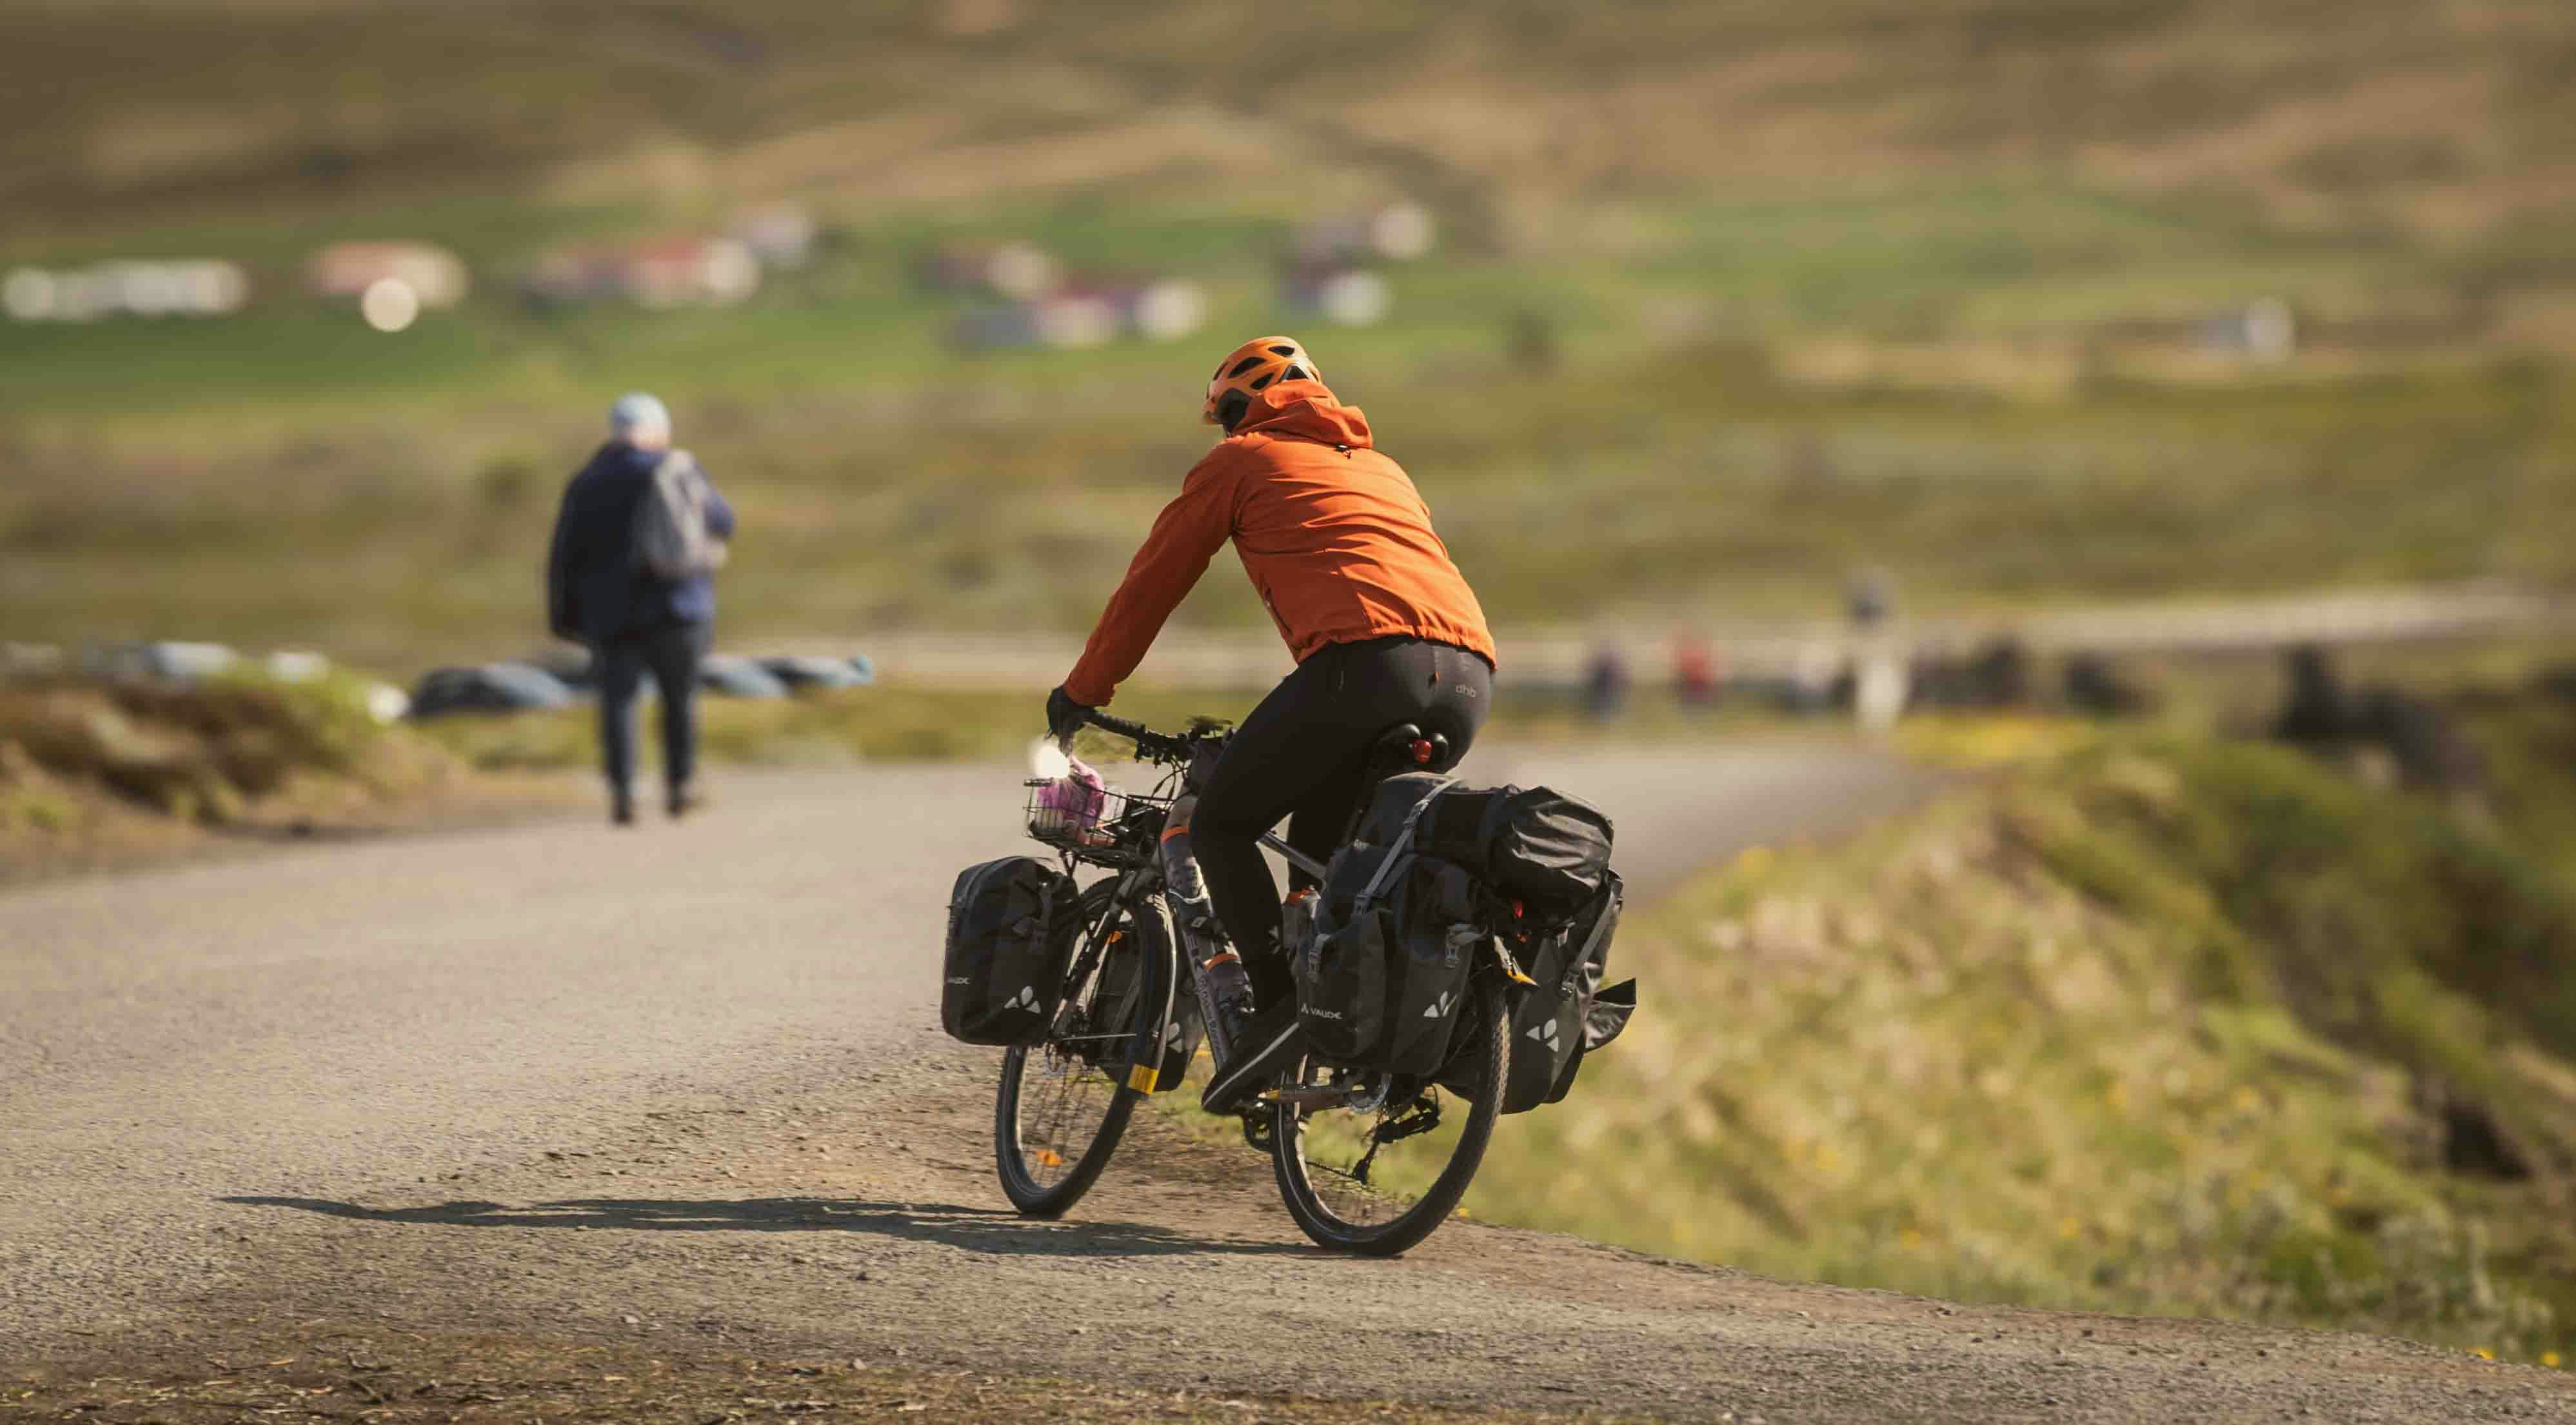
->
[1193, 636, 1493, 1009]
[596, 621, 710, 794]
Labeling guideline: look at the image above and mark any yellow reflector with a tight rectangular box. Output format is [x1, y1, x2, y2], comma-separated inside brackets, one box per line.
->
[1127, 1064, 1160, 1093]
[1033, 1149, 1063, 1167]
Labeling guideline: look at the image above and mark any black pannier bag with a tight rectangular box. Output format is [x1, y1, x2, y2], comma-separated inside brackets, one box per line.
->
[1448, 872, 1636, 1111]
[1293, 779, 1474, 1073]
[1554, 977, 1637, 1106]
[1357, 771, 1455, 846]
[1090, 919, 1202, 1091]
[1381, 857, 1480, 1075]
[1424, 784, 1614, 910]
[941, 856, 1078, 1045]
[1293, 880, 1392, 1064]
[1148, 999, 1205, 1091]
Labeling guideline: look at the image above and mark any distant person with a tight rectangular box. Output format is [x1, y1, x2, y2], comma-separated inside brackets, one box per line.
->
[2271, 644, 2357, 747]
[1846, 567, 1896, 631]
[1044, 336, 1496, 1108]
[1671, 631, 1719, 708]
[546, 394, 735, 825]
[1584, 642, 1631, 720]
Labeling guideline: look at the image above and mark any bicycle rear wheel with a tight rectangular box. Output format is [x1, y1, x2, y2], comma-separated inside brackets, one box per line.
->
[994, 881, 1175, 1218]
[1271, 975, 1509, 1256]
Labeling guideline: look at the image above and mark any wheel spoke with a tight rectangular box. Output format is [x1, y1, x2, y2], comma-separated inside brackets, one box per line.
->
[994, 879, 1163, 1215]
[1272, 979, 1511, 1253]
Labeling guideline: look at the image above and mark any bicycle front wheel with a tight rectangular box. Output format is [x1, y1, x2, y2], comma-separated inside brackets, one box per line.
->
[1271, 975, 1509, 1256]
[993, 881, 1176, 1219]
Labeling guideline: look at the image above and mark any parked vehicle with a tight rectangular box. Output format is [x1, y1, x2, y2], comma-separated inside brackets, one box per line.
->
[406, 663, 576, 718]
[757, 654, 875, 691]
[696, 654, 788, 699]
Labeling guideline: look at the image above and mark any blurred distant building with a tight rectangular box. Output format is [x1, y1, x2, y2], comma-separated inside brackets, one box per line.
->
[920, 241, 1060, 301]
[1124, 277, 1207, 342]
[953, 292, 1109, 351]
[1031, 292, 1119, 349]
[952, 277, 1205, 352]
[521, 236, 761, 310]
[306, 242, 469, 308]
[2203, 296, 2297, 364]
[1294, 201, 1436, 266]
[1280, 265, 1390, 327]
[620, 237, 760, 308]
[3, 259, 248, 323]
[729, 204, 819, 269]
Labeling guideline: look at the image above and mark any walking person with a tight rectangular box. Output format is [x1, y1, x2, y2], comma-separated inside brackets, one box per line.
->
[546, 393, 735, 824]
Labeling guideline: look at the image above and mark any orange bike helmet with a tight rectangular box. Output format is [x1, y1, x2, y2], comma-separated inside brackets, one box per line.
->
[1203, 335, 1320, 430]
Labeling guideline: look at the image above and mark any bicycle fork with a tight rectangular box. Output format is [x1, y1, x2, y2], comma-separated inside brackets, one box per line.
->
[1157, 793, 1250, 1067]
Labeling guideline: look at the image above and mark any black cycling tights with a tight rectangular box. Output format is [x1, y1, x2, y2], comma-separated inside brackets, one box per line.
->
[1190, 636, 1493, 1010]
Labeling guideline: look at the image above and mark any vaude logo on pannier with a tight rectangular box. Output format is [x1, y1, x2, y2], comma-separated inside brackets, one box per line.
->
[1007, 985, 1038, 1010]
[947, 976, 972, 986]
[1303, 1006, 1348, 1021]
[1527, 1015, 1563, 1052]
[1422, 989, 1458, 1019]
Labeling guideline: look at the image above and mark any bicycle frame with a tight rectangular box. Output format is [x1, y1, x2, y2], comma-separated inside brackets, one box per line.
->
[1045, 706, 1440, 1102]
[1264, 832, 1329, 883]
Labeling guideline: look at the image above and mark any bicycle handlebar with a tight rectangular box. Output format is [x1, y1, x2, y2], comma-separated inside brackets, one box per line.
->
[1074, 706, 1195, 764]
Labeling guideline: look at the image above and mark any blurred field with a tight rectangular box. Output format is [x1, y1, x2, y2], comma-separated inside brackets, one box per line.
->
[4, 2, 2575, 667]
[1469, 690, 2576, 1364]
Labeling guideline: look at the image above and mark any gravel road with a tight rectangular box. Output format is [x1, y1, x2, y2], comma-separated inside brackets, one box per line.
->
[5, 746, 2568, 1422]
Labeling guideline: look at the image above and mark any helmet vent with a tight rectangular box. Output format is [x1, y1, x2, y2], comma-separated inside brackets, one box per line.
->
[1227, 356, 1266, 378]
[1249, 373, 1276, 390]
[1268, 344, 1298, 357]
[1281, 364, 1307, 381]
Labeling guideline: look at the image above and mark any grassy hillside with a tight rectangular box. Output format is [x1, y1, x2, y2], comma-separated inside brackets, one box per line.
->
[6, 3, 2576, 665]
[1471, 712, 2576, 1364]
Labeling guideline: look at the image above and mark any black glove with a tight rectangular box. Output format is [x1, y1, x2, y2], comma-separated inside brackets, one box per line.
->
[1045, 685, 1090, 747]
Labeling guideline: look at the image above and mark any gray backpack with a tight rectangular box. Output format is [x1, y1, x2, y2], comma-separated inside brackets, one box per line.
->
[633, 450, 726, 579]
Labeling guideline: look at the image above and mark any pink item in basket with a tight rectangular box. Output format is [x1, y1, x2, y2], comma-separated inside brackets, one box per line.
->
[1034, 757, 1111, 838]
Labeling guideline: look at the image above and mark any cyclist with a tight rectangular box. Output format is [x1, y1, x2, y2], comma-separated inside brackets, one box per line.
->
[1047, 336, 1496, 1108]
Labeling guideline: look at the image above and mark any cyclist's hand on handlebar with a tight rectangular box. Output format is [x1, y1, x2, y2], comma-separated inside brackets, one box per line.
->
[1045, 684, 1091, 748]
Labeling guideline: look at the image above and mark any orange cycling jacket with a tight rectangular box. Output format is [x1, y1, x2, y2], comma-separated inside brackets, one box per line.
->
[1062, 381, 1496, 708]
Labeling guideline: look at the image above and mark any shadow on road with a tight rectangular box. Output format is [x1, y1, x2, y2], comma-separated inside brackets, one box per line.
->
[222, 1195, 1310, 1259]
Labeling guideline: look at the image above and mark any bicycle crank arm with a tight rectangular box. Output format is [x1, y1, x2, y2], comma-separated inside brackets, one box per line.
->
[1271, 1084, 1360, 1110]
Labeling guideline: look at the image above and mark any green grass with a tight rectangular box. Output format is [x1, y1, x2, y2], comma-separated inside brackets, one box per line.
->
[1467, 716, 2576, 1362]
[10, 2, 2576, 666]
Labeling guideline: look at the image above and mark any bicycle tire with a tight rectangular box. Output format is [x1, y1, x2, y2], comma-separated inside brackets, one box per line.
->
[1271, 975, 1509, 1256]
[993, 881, 1176, 1218]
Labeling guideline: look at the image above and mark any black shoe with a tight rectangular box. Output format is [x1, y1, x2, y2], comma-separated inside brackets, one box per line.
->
[1200, 999, 1307, 1115]
[610, 788, 636, 826]
[666, 784, 701, 819]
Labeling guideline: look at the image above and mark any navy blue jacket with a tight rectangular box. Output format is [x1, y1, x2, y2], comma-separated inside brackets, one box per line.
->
[546, 441, 737, 643]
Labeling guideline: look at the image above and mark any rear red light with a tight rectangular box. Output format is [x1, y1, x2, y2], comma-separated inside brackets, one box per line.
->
[1410, 738, 1434, 764]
